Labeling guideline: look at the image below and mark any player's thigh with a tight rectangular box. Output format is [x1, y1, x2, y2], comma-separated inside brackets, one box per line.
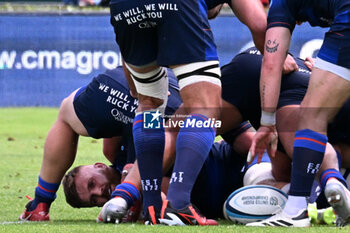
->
[276, 105, 299, 157]
[178, 81, 221, 118]
[300, 67, 350, 126]
[307, 19, 350, 124]
[217, 100, 243, 135]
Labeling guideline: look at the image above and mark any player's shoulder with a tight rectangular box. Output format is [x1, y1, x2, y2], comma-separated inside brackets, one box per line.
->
[221, 47, 262, 71]
[102, 66, 126, 80]
[237, 47, 262, 57]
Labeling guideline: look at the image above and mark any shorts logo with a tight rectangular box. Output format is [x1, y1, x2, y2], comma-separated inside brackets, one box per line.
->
[143, 110, 162, 129]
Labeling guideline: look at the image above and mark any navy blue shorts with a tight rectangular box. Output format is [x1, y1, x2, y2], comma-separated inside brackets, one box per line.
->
[191, 141, 246, 218]
[109, 0, 218, 66]
[318, 2, 350, 69]
[318, 29, 350, 69]
[267, 0, 350, 69]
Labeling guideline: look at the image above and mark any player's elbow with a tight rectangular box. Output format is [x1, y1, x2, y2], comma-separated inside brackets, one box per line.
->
[103, 146, 116, 163]
[251, 21, 267, 36]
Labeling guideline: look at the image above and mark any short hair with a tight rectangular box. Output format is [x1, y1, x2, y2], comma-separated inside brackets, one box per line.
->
[62, 166, 85, 208]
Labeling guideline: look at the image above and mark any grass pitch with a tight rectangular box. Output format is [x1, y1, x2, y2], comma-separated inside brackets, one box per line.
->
[0, 108, 346, 232]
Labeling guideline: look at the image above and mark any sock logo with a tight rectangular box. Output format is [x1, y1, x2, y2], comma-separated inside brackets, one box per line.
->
[307, 163, 320, 174]
[170, 172, 184, 183]
[143, 110, 162, 129]
[141, 179, 159, 191]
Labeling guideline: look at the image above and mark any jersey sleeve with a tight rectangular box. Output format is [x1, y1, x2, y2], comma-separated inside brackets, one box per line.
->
[221, 121, 252, 145]
[205, 0, 229, 10]
[267, 0, 297, 33]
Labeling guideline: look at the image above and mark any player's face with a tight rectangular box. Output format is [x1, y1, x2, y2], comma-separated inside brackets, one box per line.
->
[75, 163, 117, 207]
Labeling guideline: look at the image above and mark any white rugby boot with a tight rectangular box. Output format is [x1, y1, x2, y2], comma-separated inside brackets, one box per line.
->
[324, 179, 350, 227]
[246, 208, 310, 227]
[97, 197, 128, 224]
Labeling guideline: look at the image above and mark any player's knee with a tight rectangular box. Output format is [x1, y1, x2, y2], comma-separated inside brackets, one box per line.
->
[126, 64, 169, 113]
[171, 60, 221, 90]
[137, 94, 165, 111]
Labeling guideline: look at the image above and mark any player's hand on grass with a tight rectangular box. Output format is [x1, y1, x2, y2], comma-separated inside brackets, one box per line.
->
[97, 197, 128, 224]
[248, 125, 278, 163]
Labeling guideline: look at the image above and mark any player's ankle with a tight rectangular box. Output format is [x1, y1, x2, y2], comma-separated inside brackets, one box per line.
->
[284, 196, 307, 216]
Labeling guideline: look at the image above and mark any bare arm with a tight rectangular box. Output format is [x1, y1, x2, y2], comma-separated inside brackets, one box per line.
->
[260, 27, 291, 113]
[103, 137, 122, 164]
[249, 27, 291, 161]
[230, 0, 267, 53]
[232, 127, 256, 155]
[230, 0, 298, 74]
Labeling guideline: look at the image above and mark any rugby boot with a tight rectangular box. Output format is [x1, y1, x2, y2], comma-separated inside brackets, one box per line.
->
[97, 197, 128, 224]
[122, 199, 142, 223]
[325, 180, 350, 227]
[143, 205, 160, 225]
[159, 200, 218, 226]
[246, 208, 310, 227]
[19, 199, 50, 221]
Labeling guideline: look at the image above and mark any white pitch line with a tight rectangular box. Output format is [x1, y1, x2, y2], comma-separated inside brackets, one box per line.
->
[1, 221, 33, 225]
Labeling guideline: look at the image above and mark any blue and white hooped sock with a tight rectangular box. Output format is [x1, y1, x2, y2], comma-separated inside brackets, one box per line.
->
[166, 114, 216, 210]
